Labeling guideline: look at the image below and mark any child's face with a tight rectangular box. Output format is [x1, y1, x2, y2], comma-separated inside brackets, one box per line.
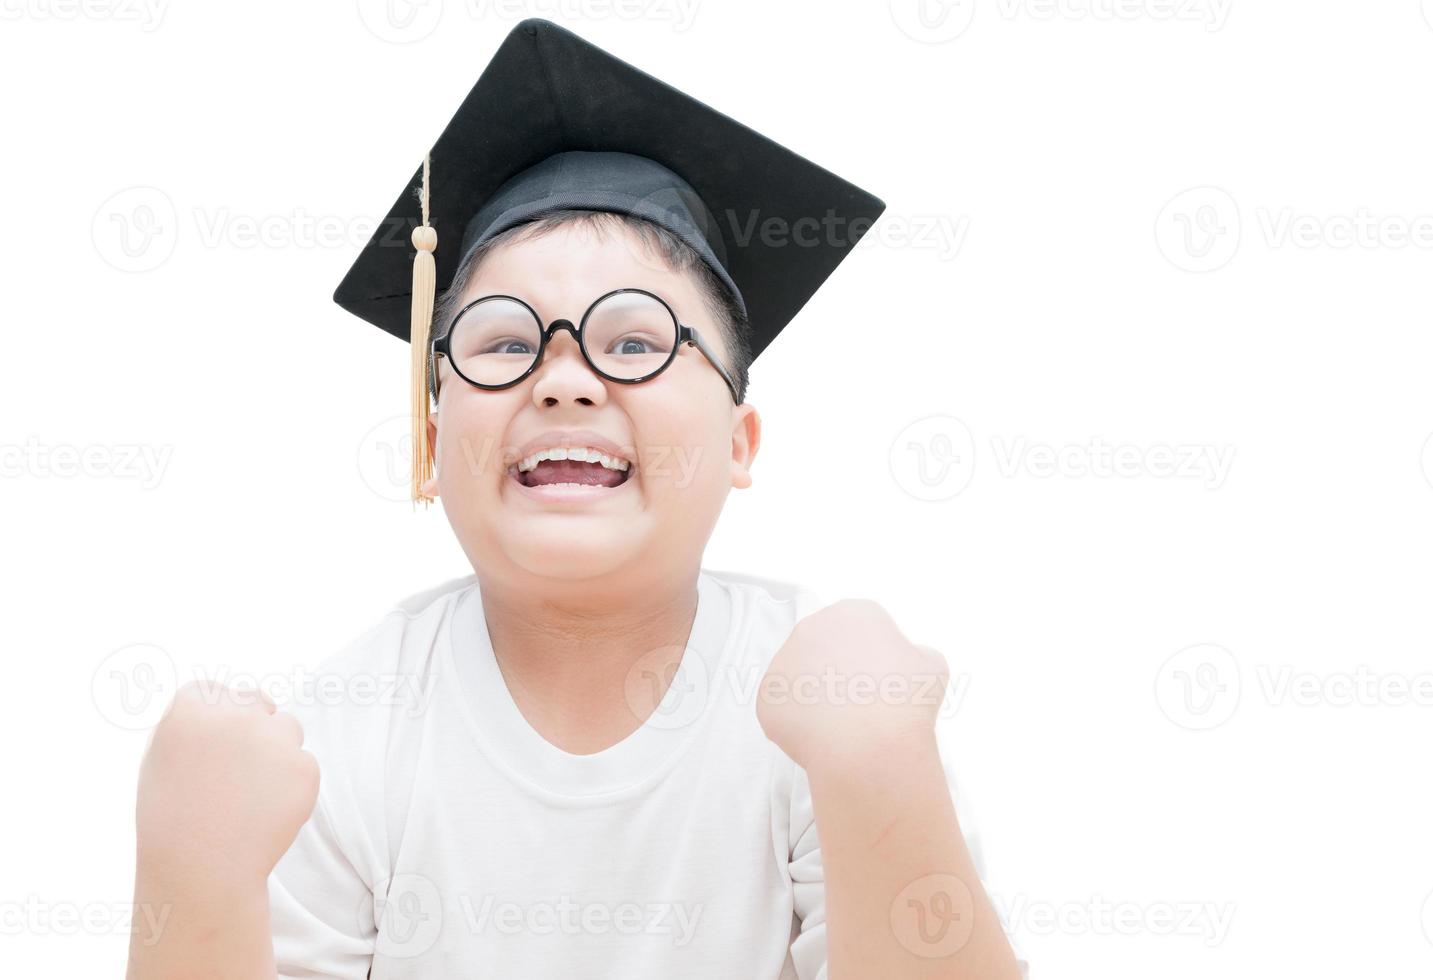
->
[425, 220, 761, 587]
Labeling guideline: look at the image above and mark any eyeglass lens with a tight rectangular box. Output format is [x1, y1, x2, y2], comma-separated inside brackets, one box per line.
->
[446, 292, 679, 387]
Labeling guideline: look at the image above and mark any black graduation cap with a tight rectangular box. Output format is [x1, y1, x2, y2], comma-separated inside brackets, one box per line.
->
[332, 18, 884, 502]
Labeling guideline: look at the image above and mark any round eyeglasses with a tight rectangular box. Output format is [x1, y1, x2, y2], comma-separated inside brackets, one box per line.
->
[432, 287, 741, 403]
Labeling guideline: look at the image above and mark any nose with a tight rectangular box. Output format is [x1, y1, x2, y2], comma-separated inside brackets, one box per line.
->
[530, 321, 607, 407]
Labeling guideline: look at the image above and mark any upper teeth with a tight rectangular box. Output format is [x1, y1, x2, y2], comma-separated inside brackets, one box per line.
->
[517, 447, 631, 473]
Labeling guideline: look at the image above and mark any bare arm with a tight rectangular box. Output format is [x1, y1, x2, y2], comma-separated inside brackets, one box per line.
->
[126, 863, 276, 980]
[125, 681, 318, 980]
[807, 733, 1020, 980]
[758, 599, 1021, 980]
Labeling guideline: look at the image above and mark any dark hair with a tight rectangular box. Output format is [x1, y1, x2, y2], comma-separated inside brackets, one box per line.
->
[432, 209, 752, 403]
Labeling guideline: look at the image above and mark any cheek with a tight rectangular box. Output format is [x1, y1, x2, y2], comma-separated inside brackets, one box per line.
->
[631, 404, 730, 498]
[436, 397, 517, 487]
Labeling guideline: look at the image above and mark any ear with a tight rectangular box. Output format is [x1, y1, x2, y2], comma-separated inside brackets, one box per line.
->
[420, 411, 440, 499]
[729, 402, 761, 490]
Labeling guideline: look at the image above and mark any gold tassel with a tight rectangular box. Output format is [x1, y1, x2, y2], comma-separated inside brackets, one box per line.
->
[410, 154, 438, 507]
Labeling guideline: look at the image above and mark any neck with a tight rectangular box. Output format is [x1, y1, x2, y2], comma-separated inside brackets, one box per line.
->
[473, 566, 701, 754]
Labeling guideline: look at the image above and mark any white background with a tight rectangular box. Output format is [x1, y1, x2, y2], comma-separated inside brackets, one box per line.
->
[4, 0, 1433, 976]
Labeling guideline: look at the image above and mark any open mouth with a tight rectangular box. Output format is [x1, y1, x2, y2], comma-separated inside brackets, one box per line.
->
[508, 447, 634, 490]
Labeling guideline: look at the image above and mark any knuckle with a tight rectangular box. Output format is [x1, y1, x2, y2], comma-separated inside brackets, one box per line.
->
[295, 749, 322, 797]
[170, 678, 221, 711]
[272, 710, 305, 744]
[162, 680, 218, 723]
[834, 597, 888, 620]
[294, 745, 318, 777]
[919, 644, 950, 671]
[224, 684, 272, 711]
[174, 678, 208, 699]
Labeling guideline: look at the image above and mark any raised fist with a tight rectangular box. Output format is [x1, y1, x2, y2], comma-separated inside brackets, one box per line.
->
[756, 598, 950, 775]
[136, 680, 320, 886]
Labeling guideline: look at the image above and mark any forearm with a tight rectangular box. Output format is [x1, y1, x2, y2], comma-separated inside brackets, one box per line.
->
[806, 735, 1020, 980]
[125, 851, 277, 980]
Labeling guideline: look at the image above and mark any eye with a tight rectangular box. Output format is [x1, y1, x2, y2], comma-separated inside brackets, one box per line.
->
[607, 334, 667, 356]
[481, 338, 536, 356]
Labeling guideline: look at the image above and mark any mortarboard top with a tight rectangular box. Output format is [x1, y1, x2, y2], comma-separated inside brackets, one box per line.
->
[332, 17, 885, 503]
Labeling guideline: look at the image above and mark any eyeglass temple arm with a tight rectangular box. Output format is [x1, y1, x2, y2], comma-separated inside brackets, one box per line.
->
[680, 325, 742, 404]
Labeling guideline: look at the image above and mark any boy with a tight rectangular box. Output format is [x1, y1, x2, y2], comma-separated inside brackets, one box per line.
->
[126, 20, 1024, 980]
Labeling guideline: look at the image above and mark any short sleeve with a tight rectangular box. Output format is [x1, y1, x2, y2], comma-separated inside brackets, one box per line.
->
[783, 585, 834, 978]
[267, 787, 377, 980]
[786, 762, 829, 980]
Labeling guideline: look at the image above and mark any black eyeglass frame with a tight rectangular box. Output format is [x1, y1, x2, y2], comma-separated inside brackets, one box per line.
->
[431, 287, 742, 404]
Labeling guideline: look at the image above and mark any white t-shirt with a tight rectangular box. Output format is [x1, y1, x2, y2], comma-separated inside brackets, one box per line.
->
[267, 567, 1016, 979]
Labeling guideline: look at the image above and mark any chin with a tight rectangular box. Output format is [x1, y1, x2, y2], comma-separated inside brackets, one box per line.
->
[502, 530, 643, 582]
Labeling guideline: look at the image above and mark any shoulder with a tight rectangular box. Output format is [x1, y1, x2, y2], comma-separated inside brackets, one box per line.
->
[280, 574, 477, 793]
[701, 566, 830, 627]
[294, 573, 477, 694]
[390, 572, 481, 619]
[273, 574, 480, 881]
[699, 567, 835, 690]
[698, 570, 832, 815]
[286, 573, 479, 732]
